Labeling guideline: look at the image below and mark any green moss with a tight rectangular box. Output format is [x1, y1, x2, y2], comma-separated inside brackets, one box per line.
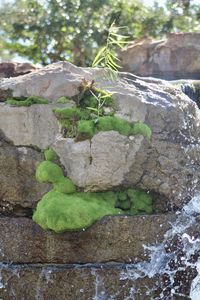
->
[77, 120, 95, 139]
[36, 161, 64, 183]
[6, 95, 48, 106]
[131, 122, 152, 140]
[56, 96, 70, 103]
[53, 177, 76, 194]
[117, 191, 127, 201]
[33, 159, 153, 232]
[33, 190, 121, 232]
[53, 107, 81, 119]
[127, 189, 153, 214]
[96, 116, 114, 131]
[44, 148, 58, 162]
[111, 117, 132, 136]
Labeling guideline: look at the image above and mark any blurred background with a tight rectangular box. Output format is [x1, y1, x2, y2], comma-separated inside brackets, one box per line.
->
[0, 0, 199, 66]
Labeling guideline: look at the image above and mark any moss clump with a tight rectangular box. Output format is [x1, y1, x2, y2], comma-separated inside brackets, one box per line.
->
[56, 96, 70, 104]
[131, 122, 152, 140]
[44, 148, 58, 162]
[33, 138, 153, 233]
[127, 189, 153, 214]
[53, 107, 82, 119]
[36, 161, 64, 183]
[53, 177, 76, 194]
[6, 95, 48, 106]
[33, 190, 121, 232]
[77, 120, 95, 139]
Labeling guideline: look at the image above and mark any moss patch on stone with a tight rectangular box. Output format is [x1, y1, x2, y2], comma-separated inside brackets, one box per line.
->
[44, 148, 58, 162]
[33, 190, 121, 232]
[35, 161, 64, 183]
[52, 84, 151, 141]
[33, 149, 153, 233]
[56, 96, 70, 104]
[6, 95, 48, 106]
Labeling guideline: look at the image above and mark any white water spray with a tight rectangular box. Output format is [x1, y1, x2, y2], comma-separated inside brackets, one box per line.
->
[120, 194, 200, 299]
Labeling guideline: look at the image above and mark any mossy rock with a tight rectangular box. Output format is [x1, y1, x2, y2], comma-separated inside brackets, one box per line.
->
[77, 120, 95, 138]
[131, 122, 152, 140]
[56, 96, 70, 104]
[53, 177, 76, 194]
[33, 190, 121, 232]
[44, 148, 58, 162]
[6, 95, 48, 106]
[36, 161, 64, 184]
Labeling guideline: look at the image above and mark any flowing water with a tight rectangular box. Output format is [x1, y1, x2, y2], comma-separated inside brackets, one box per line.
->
[120, 193, 200, 299]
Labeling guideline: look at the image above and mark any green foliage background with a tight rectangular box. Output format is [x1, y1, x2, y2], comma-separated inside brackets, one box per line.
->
[0, 0, 199, 66]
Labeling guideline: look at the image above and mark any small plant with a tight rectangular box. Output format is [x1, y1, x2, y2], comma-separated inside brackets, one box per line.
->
[92, 21, 129, 71]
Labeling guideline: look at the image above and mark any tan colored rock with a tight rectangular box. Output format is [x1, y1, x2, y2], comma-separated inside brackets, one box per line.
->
[0, 214, 175, 264]
[120, 33, 200, 80]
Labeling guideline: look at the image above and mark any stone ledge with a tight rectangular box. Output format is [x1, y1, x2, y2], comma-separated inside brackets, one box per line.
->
[0, 263, 161, 300]
[0, 214, 175, 264]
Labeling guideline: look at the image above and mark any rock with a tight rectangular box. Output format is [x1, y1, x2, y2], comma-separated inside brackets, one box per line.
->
[0, 264, 163, 300]
[0, 62, 83, 101]
[0, 103, 59, 149]
[53, 132, 144, 190]
[0, 62, 37, 78]
[119, 33, 200, 80]
[1, 61, 200, 208]
[0, 134, 50, 214]
[0, 214, 175, 264]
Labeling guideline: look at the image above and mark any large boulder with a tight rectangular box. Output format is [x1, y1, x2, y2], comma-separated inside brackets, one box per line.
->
[119, 32, 200, 80]
[0, 61, 200, 209]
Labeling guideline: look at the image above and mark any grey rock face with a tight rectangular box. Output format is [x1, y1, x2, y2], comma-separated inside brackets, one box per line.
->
[119, 32, 200, 80]
[0, 61, 200, 208]
[0, 135, 50, 214]
[0, 103, 59, 149]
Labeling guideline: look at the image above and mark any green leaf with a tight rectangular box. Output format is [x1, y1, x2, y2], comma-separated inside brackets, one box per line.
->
[86, 107, 98, 112]
[92, 46, 106, 67]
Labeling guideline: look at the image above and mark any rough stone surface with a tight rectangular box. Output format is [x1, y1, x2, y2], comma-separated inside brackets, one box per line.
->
[0, 135, 50, 214]
[0, 62, 84, 101]
[53, 133, 144, 190]
[0, 264, 163, 300]
[1, 61, 200, 208]
[0, 62, 37, 78]
[0, 103, 59, 149]
[119, 33, 200, 80]
[0, 214, 175, 264]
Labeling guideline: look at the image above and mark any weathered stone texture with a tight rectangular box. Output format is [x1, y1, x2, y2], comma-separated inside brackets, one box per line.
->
[0, 264, 162, 300]
[120, 32, 200, 80]
[0, 103, 59, 149]
[1, 61, 200, 208]
[0, 214, 175, 264]
[0, 139, 50, 214]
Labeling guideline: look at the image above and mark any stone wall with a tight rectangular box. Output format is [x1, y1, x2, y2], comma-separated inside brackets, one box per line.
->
[1, 62, 200, 299]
